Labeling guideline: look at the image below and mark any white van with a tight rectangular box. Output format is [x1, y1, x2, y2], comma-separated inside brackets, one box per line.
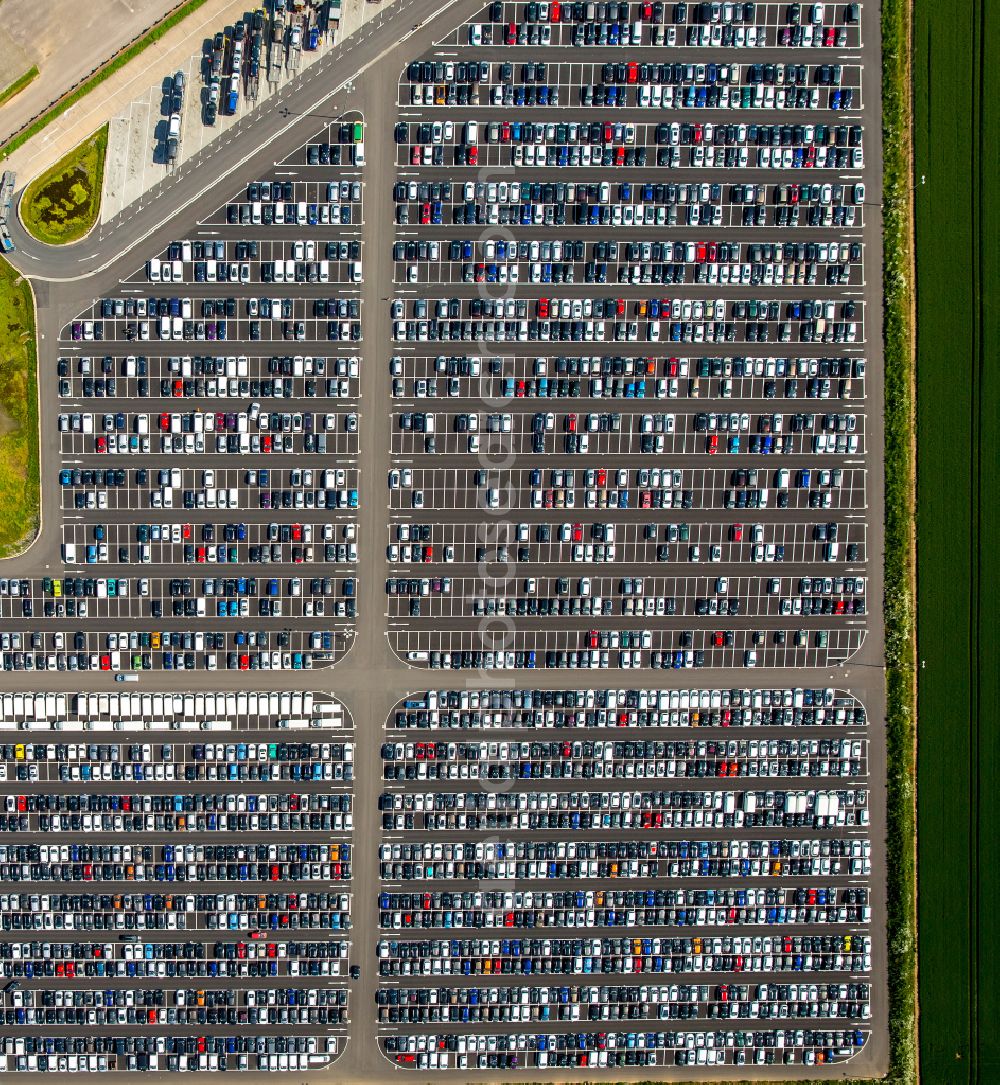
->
[148, 259, 161, 282]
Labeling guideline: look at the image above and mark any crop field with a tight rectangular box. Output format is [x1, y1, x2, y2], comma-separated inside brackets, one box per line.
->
[915, 0, 1000, 1080]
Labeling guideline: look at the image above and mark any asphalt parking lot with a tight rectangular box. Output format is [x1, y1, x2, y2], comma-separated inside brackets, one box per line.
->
[0, 0, 885, 1075]
[0, 690, 353, 1073]
[377, 684, 872, 1071]
[54, 116, 367, 674]
[386, 0, 869, 676]
[375, 0, 879, 1074]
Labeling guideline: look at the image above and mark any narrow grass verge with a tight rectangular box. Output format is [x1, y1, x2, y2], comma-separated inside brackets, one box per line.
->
[0, 0, 210, 160]
[20, 126, 108, 245]
[0, 258, 39, 556]
[878, 0, 918, 1076]
[0, 66, 39, 110]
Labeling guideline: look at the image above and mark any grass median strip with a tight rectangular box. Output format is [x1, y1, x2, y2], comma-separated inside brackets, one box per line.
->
[880, 0, 917, 1078]
[20, 125, 107, 245]
[0, 259, 39, 556]
[0, 66, 39, 110]
[0, 0, 210, 161]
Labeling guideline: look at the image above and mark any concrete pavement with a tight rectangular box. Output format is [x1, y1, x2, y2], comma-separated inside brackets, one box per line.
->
[0, 0, 178, 145]
[2, 0, 302, 188]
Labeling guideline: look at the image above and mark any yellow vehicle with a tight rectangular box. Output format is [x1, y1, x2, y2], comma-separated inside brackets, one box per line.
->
[151, 632, 161, 649]
[14, 744, 24, 760]
[53, 580, 62, 598]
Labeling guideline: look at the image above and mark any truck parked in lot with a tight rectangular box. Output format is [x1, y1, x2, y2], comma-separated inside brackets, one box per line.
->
[226, 73, 240, 114]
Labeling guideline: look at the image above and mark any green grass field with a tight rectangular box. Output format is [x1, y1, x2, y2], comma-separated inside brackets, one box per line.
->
[915, 0, 1000, 1079]
[0, 259, 39, 556]
[21, 126, 107, 245]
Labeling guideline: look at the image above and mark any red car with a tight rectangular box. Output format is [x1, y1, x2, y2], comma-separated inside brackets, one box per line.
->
[537, 297, 550, 318]
[707, 434, 718, 454]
